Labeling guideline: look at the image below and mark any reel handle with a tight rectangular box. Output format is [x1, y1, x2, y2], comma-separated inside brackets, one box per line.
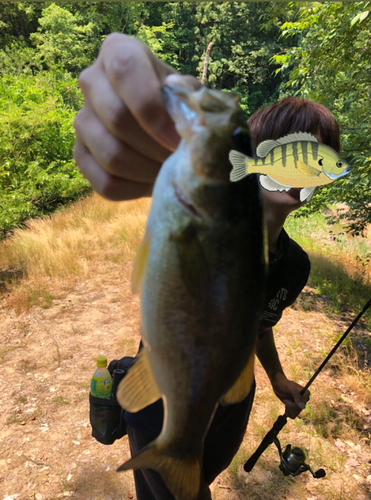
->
[244, 297, 371, 474]
[244, 414, 287, 472]
[313, 468, 326, 479]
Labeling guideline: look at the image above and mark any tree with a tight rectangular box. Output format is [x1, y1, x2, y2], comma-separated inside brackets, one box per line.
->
[157, 2, 294, 115]
[0, 1, 300, 235]
[273, 2, 371, 234]
[0, 70, 90, 237]
[30, 3, 96, 75]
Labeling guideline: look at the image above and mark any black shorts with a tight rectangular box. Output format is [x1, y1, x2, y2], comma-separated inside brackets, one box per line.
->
[125, 381, 256, 500]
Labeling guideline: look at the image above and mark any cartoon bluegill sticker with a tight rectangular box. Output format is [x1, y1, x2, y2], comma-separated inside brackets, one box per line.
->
[229, 132, 350, 202]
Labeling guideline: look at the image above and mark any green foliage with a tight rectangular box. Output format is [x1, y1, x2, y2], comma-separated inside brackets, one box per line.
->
[155, 2, 294, 115]
[0, 71, 90, 237]
[0, 2, 298, 235]
[0, 2, 44, 48]
[273, 2, 371, 234]
[30, 3, 96, 74]
[136, 22, 176, 61]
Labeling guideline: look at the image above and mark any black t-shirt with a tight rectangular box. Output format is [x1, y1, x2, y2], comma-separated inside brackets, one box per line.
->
[124, 229, 310, 437]
[259, 228, 310, 337]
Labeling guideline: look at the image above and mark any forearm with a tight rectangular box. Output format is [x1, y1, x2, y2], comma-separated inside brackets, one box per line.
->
[256, 327, 285, 383]
[256, 327, 309, 418]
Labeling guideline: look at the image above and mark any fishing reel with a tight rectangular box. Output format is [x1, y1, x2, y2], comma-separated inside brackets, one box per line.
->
[273, 437, 326, 479]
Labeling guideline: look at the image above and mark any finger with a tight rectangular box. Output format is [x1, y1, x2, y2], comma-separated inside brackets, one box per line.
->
[99, 34, 200, 151]
[78, 65, 173, 164]
[302, 389, 310, 403]
[73, 139, 153, 201]
[164, 73, 203, 91]
[283, 400, 303, 420]
[74, 106, 162, 184]
[292, 388, 310, 410]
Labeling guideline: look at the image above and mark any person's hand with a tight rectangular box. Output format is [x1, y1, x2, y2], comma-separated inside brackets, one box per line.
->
[271, 372, 310, 419]
[74, 33, 201, 201]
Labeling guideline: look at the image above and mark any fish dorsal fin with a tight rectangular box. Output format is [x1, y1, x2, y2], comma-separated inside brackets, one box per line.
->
[220, 348, 255, 405]
[257, 132, 318, 159]
[256, 139, 279, 158]
[116, 348, 161, 412]
[276, 132, 319, 145]
[297, 160, 322, 177]
[300, 186, 317, 202]
[259, 175, 291, 192]
[132, 232, 150, 293]
[117, 441, 201, 500]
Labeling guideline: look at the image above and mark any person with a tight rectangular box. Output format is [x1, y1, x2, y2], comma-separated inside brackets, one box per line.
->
[74, 34, 340, 500]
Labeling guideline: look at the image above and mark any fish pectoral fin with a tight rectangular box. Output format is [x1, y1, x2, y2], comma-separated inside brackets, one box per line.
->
[220, 349, 255, 406]
[116, 349, 161, 412]
[296, 161, 321, 177]
[300, 187, 317, 202]
[131, 232, 151, 293]
[229, 150, 249, 182]
[259, 175, 291, 192]
[118, 441, 202, 500]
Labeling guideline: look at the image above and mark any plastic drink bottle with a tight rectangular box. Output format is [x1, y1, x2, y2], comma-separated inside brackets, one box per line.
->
[90, 356, 112, 399]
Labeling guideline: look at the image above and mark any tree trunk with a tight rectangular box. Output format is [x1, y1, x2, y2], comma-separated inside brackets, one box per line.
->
[201, 40, 214, 85]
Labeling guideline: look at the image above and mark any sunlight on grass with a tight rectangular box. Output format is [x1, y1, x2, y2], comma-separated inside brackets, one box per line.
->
[0, 193, 151, 311]
[1, 195, 371, 500]
[286, 211, 371, 328]
[0, 194, 151, 278]
[286, 210, 371, 286]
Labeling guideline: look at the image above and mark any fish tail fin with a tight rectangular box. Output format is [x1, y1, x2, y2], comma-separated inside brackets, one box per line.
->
[229, 150, 250, 182]
[117, 440, 202, 500]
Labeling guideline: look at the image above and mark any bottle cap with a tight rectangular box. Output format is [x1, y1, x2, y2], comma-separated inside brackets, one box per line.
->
[96, 356, 107, 368]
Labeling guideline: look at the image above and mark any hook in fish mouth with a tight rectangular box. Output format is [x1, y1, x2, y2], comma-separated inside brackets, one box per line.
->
[173, 182, 201, 218]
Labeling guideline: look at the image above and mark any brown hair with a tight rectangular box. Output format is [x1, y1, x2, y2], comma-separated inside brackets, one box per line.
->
[248, 97, 340, 152]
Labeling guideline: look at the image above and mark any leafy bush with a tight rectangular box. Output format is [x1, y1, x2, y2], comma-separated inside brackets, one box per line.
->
[0, 69, 90, 238]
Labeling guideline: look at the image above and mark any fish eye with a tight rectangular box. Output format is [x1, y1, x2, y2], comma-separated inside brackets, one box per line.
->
[336, 161, 343, 168]
[318, 158, 323, 166]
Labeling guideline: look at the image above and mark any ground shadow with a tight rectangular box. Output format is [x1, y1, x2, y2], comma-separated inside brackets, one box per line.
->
[0, 268, 24, 291]
[229, 458, 297, 500]
[72, 459, 135, 500]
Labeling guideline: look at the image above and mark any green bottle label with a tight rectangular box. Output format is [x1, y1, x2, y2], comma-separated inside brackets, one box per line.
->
[91, 375, 112, 398]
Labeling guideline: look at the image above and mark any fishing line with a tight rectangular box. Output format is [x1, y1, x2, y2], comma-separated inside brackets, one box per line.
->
[244, 297, 371, 477]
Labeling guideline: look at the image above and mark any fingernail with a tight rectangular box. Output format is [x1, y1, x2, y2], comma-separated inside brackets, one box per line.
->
[164, 74, 187, 88]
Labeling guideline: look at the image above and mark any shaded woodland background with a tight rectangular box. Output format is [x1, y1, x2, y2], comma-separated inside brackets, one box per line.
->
[0, 2, 370, 237]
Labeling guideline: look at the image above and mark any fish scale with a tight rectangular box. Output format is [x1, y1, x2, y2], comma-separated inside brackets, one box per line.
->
[116, 84, 267, 500]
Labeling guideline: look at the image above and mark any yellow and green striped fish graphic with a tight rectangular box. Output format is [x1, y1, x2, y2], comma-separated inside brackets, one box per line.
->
[229, 132, 350, 202]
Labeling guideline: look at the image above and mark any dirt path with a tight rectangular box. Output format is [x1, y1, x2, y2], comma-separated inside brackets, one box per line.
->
[1, 263, 370, 500]
[0, 264, 139, 500]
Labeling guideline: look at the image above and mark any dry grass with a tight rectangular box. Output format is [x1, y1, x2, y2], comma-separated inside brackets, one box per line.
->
[0, 194, 151, 311]
[1, 195, 371, 499]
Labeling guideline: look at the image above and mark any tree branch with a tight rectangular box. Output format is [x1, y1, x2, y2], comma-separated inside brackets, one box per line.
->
[201, 40, 214, 85]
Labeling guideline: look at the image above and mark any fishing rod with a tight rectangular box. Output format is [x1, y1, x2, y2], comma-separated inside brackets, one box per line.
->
[244, 297, 371, 478]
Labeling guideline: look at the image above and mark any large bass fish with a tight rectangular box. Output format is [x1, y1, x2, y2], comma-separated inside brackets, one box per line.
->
[117, 81, 267, 500]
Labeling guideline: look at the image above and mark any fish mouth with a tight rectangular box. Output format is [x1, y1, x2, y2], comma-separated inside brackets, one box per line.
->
[323, 166, 351, 180]
[173, 182, 201, 217]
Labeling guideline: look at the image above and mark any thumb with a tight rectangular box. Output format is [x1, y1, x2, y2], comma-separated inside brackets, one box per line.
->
[293, 392, 306, 410]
